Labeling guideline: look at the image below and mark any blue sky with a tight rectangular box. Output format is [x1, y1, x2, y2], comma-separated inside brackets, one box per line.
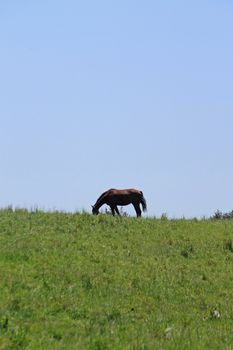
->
[1, 1, 233, 217]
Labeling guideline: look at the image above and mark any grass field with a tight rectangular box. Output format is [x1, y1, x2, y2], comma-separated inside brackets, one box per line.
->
[1, 208, 233, 349]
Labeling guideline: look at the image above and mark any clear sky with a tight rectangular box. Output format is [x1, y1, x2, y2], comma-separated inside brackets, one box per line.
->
[1, 1, 233, 217]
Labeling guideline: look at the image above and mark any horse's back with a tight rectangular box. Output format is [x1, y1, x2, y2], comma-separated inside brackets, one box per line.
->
[108, 188, 142, 195]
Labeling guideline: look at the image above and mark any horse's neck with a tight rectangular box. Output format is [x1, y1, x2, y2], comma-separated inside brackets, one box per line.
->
[94, 196, 106, 209]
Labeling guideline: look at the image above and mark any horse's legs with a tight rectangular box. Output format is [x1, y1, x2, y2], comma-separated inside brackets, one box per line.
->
[133, 203, 141, 217]
[110, 205, 115, 216]
[115, 206, 121, 216]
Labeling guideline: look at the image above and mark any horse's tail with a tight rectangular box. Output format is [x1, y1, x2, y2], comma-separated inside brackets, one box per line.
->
[140, 191, 147, 212]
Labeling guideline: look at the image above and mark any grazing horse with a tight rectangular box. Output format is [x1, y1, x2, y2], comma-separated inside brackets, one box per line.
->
[92, 188, 147, 217]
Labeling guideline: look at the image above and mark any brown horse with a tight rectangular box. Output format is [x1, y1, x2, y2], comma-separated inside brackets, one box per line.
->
[92, 188, 147, 217]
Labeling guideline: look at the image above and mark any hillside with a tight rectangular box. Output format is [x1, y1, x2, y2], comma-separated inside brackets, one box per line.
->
[1, 209, 233, 349]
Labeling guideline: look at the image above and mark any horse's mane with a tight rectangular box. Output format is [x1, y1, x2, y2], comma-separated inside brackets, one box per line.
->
[95, 188, 115, 204]
[96, 188, 113, 203]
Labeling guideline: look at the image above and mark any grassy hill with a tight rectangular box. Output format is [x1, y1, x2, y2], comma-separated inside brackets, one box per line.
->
[1, 208, 233, 349]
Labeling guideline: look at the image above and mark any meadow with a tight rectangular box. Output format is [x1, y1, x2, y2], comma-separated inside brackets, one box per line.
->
[0, 208, 233, 349]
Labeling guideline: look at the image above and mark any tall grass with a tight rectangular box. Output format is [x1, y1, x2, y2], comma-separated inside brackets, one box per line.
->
[0, 208, 233, 349]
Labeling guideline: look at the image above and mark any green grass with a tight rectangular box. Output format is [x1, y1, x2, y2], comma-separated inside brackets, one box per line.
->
[1, 208, 233, 349]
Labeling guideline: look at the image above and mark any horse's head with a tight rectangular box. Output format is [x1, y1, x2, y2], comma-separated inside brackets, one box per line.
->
[92, 205, 99, 215]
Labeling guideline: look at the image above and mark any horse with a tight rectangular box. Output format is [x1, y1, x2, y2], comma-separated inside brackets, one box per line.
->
[92, 188, 147, 217]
